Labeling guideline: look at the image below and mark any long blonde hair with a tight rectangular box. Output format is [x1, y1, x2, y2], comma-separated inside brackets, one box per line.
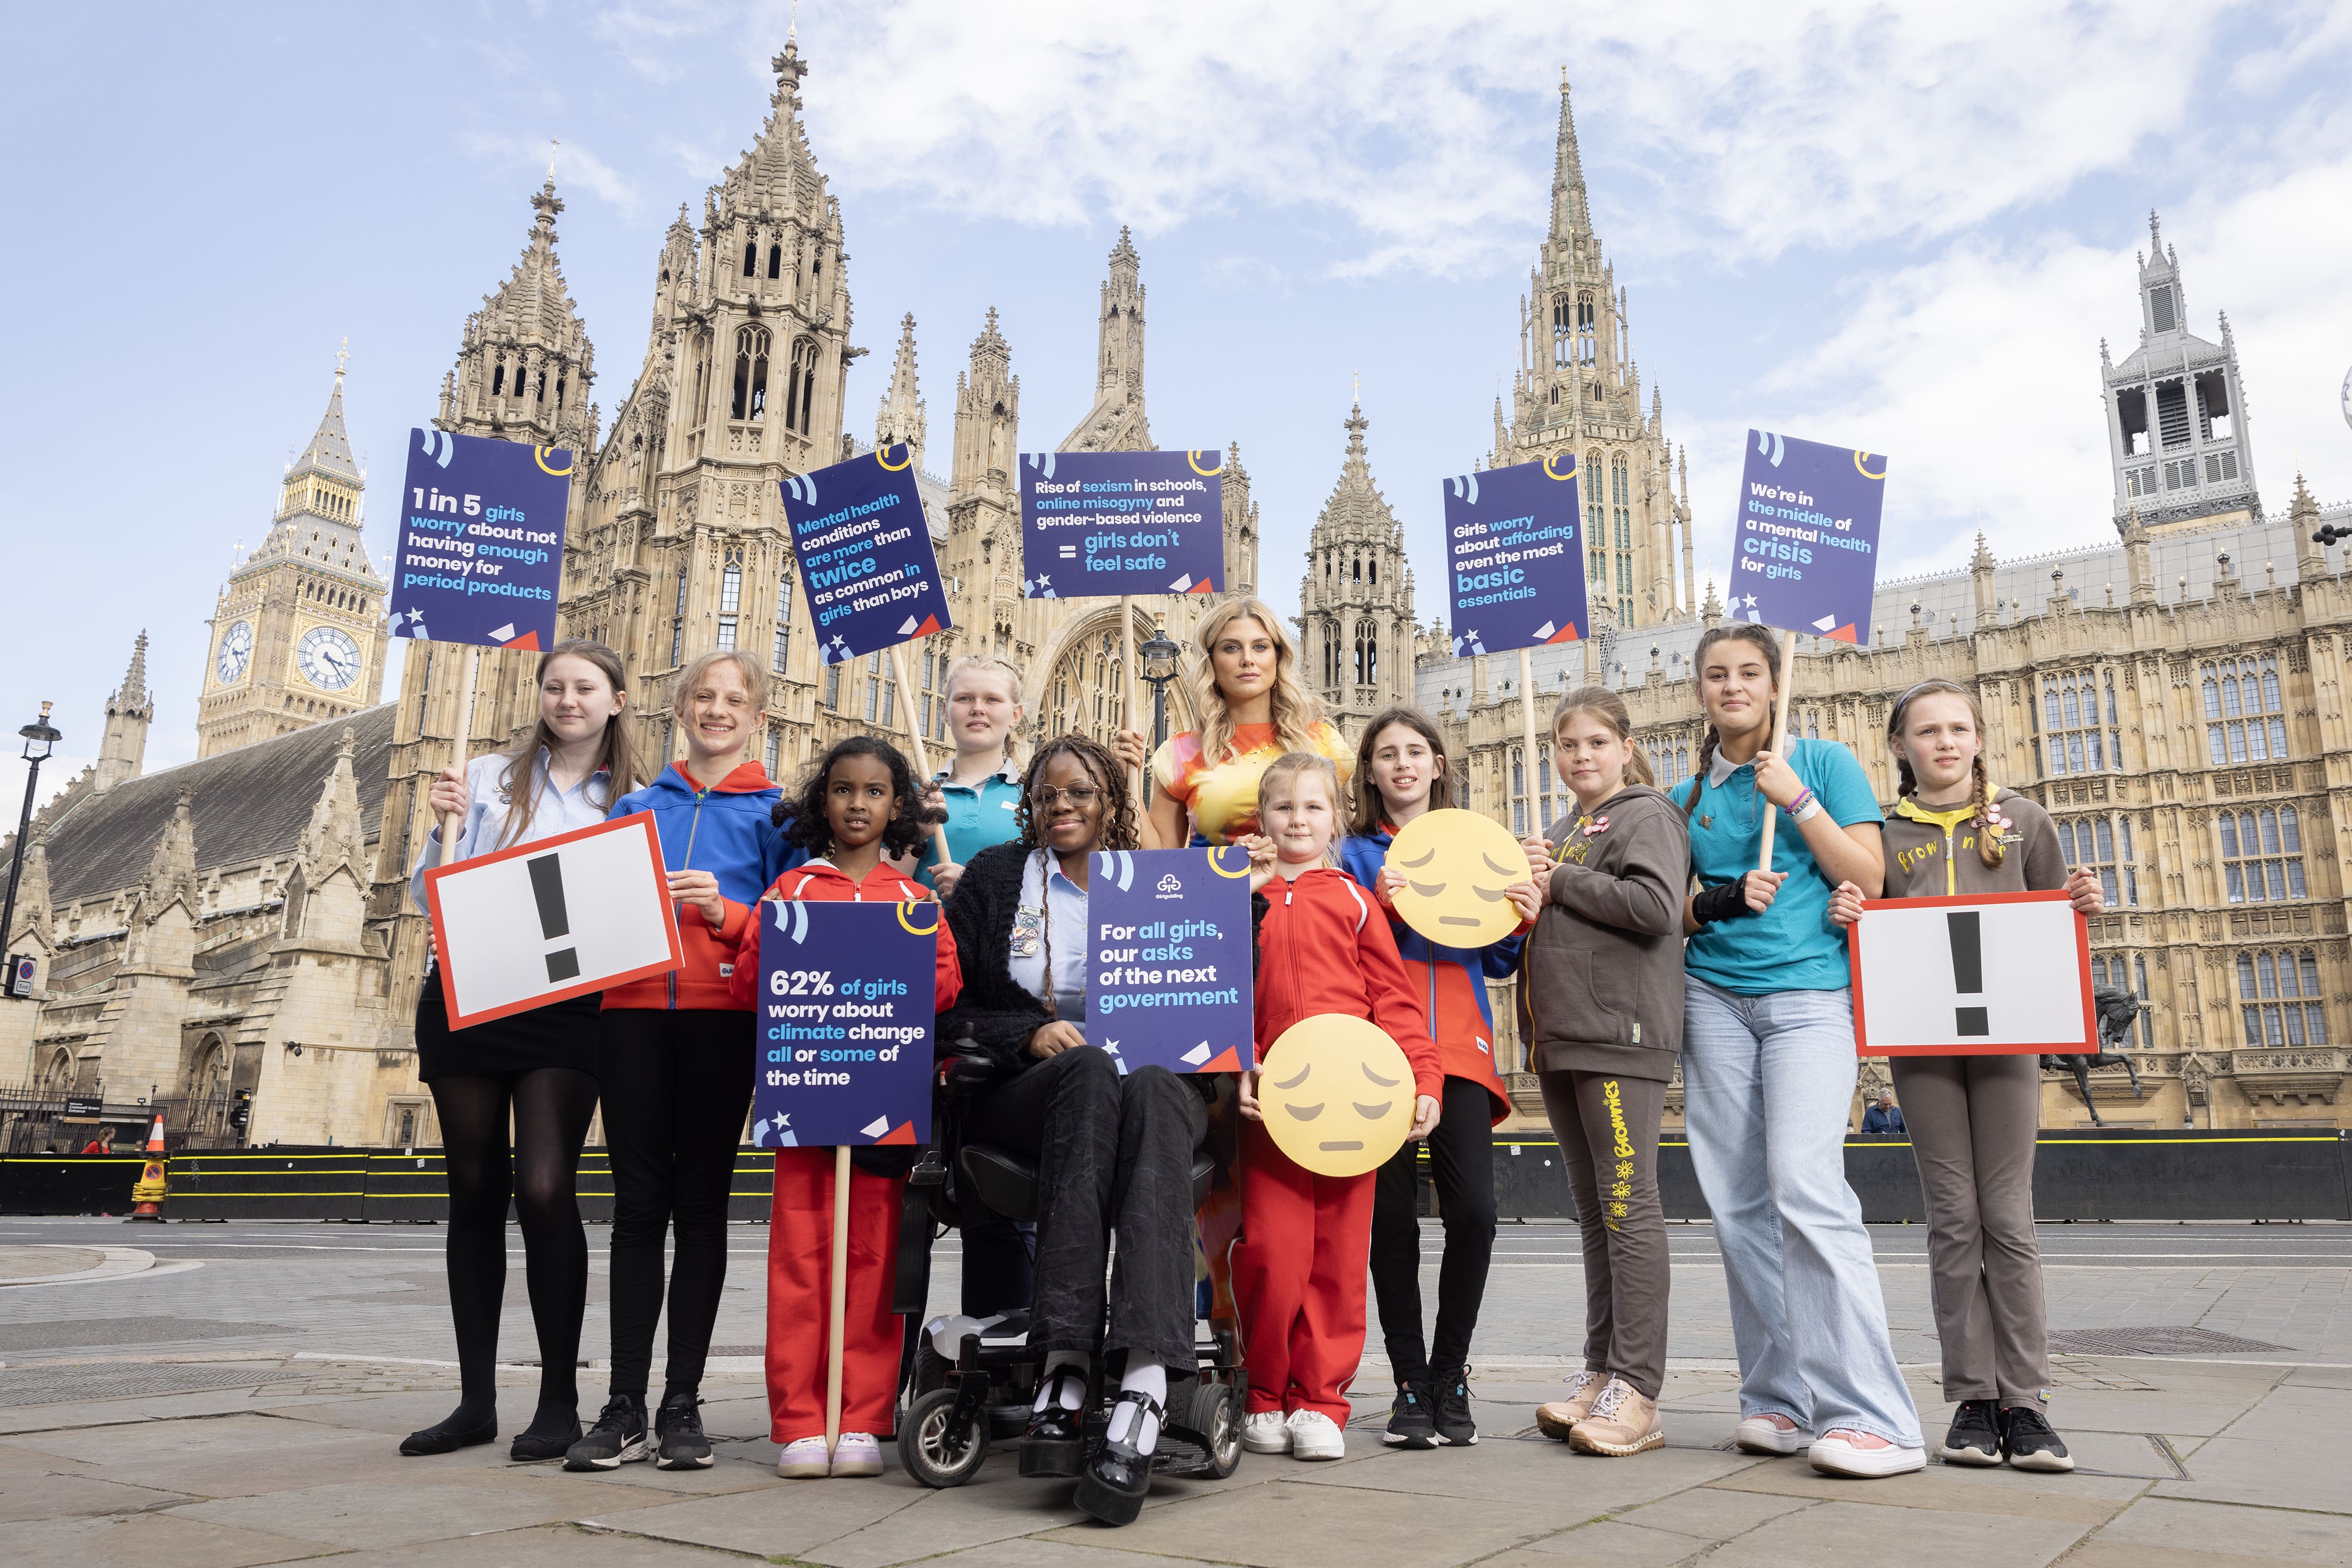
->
[496, 640, 642, 848]
[1887, 678, 2004, 868]
[1190, 596, 1327, 767]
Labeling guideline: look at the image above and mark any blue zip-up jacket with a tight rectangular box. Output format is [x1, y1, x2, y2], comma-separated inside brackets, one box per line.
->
[1339, 826, 1526, 1123]
[603, 761, 804, 1011]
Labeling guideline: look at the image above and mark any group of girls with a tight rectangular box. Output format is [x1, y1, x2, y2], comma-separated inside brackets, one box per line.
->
[391, 597, 2092, 1509]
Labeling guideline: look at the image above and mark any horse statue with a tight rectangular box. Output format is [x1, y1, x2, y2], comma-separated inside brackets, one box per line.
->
[2041, 986, 2145, 1126]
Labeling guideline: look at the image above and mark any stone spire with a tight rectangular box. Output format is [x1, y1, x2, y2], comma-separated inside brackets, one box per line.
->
[1552, 72, 1589, 245]
[874, 312, 927, 471]
[1062, 228, 1151, 452]
[2293, 471, 2325, 579]
[291, 353, 363, 484]
[298, 729, 368, 882]
[5, 838, 49, 947]
[95, 630, 154, 793]
[139, 790, 201, 924]
[1299, 396, 1414, 720]
[439, 175, 597, 451]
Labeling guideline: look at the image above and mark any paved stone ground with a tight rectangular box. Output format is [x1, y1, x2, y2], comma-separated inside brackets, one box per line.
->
[1, 1216, 2346, 1566]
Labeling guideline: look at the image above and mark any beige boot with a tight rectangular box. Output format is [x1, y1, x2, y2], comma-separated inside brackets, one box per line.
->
[1571, 1377, 1663, 1456]
[1535, 1368, 1606, 1441]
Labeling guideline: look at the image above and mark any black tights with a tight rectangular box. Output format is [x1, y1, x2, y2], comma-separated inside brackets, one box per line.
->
[428, 1066, 599, 1433]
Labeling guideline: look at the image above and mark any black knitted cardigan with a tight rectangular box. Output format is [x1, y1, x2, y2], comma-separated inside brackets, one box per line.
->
[936, 841, 1063, 1079]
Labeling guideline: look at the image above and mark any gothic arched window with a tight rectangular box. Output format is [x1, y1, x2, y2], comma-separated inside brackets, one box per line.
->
[1576, 292, 1597, 366]
[767, 243, 783, 279]
[743, 240, 758, 277]
[732, 326, 772, 420]
[1354, 618, 1377, 687]
[789, 340, 818, 436]
[1352, 556, 1361, 584]
[1370, 556, 1378, 586]
[491, 362, 506, 396]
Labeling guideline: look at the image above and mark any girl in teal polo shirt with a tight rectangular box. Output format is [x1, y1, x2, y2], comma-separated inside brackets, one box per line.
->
[1676, 622, 1924, 1478]
[918, 656, 1030, 901]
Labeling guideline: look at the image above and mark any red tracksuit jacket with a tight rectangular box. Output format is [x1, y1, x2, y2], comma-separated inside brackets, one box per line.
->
[1254, 868, 1441, 1098]
[725, 860, 963, 1012]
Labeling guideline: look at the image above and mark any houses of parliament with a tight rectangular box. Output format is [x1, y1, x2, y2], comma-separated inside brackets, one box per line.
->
[4, 46, 2347, 1147]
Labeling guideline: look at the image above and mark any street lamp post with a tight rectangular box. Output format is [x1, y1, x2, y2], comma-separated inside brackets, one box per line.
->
[1137, 627, 1182, 807]
[2, 702, 63, 1000]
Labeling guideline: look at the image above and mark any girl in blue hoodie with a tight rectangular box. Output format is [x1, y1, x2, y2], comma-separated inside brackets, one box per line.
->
[565, 650, 801, 1473]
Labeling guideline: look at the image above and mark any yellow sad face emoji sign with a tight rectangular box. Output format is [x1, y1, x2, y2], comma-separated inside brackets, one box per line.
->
[1259, 1014, 1417, 1178]
[1385, 807, 1531, 947]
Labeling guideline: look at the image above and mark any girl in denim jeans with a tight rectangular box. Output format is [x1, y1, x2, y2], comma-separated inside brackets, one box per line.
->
[1675, 624, 1925, 1478]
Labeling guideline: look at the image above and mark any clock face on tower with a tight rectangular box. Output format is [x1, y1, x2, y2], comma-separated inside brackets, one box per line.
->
[297, 625, 363, 693]
[216, 620, 253, 686]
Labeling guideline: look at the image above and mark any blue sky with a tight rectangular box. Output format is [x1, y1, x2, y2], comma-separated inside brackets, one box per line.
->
[4, 1, 2350, 814]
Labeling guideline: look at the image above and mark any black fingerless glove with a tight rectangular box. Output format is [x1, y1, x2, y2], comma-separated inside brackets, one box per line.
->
[1691, 877, 1753, 926]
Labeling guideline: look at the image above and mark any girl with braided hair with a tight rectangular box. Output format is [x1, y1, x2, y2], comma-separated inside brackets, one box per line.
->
[1673, 622, 1925, 1477]
[936, 731, 1212, 1526]
[1826, 680, 2102, 1473]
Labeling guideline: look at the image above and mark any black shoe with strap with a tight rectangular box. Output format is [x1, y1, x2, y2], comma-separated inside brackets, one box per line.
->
[1383, 1377, 1436, 1450]
[655, 1391, 713, 1470]
[509, 1406, 582, 1463]
[1999, 1403, 2074, 1472]
[1431, 1366, 1478, 1447]
[1020, 1363, 1090, 1478]
[1074, 1389, 1161, 1527]
[1938, 1399, 2002, 1466]
[564, 1393, 650, 1471]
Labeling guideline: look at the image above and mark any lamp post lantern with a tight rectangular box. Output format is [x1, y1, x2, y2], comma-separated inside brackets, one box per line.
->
[2, 701, 63, 1001]
[1137, 627, 1182, 804]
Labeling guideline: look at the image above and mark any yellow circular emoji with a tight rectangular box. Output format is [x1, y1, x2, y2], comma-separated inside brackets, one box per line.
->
[1384, 807, 1533, 947]
[1258, 1014, 1417, 1178]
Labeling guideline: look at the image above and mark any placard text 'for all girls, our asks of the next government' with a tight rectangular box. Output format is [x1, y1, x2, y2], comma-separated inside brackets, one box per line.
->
[1086, 847, 1255, 1074]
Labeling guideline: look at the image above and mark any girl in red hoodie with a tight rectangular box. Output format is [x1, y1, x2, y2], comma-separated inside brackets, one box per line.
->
[726, 735, 959, 1480]
[1234, 751, 1442, 1463]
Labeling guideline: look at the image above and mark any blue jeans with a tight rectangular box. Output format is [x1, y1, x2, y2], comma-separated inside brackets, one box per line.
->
[1682, 978, 1922, 1447]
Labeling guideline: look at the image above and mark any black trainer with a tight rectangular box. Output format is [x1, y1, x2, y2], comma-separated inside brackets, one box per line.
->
[1937, 1400, 2001, 1466]
[1999, 1403, 2074, 1472]
[1383, 1377, 1437, 1449]
[1431, 1366, 1478, 1447]
[564, 1393, 650, 1471]
[654, 1391, 713, 1470]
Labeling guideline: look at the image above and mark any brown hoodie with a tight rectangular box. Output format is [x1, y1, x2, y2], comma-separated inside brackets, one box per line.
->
[1879, 786, 2063, 898]
[1517, 782, 1689, 1081]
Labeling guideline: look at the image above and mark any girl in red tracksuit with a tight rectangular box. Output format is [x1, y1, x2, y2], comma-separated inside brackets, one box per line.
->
[726, 735, 958, 1481]
[1234, 751, 1442, 1464]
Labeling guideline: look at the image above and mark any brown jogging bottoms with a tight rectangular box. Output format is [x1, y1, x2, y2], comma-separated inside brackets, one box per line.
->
[1539, 1070, 1670, 1399]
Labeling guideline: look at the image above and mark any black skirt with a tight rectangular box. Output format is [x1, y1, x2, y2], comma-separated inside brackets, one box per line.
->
[415, 968, 603, 1084]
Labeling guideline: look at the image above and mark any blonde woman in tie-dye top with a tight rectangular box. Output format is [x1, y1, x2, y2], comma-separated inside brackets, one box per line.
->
[1140, 597, 1348, 848]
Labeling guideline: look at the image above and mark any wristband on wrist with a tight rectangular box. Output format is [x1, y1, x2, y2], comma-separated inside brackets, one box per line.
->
[1785, 785, 1813, 816]
[1791, 796, 1825, 825]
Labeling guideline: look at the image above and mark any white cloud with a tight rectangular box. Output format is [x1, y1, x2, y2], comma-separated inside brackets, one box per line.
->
[461, 132, 643, 217]
[572, 0, 2280, 276]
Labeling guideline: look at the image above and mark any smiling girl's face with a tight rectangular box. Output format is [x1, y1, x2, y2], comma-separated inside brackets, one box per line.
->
[540, 654, 623, 743]
[823, 753, 900, 854]
[1367, 722, 1441, 818]
[1697, 638, 1775, 741]
[1262, 770, 1339, 874]
[1031, 750, 1110, 857]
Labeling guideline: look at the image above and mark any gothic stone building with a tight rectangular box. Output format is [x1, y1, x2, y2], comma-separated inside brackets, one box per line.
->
[6, 65, 2346, 1145]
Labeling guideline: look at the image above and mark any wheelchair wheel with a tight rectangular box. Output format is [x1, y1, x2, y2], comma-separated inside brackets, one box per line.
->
[899, 1387, 990, 1489]
[910, 1336, 952, 1396]
[1171, 1379, 1241, 1479]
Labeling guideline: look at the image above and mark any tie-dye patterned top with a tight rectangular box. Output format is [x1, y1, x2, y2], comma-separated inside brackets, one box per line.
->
[1150, 721, 1351, 846]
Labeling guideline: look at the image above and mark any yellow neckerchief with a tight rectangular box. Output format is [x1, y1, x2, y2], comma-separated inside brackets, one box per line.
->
[1892, 795, 1983, 894]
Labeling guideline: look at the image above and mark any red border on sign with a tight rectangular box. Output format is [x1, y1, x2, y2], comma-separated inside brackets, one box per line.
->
[1848, 888, 2093, 1057]
[423, 810, 684, 1029]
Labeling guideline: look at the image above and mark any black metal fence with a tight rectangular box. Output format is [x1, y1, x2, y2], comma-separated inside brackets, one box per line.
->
[0, 1082, 243, 1156]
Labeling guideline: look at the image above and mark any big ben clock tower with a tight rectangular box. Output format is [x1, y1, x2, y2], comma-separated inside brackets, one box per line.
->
[197, 353, 390, 758]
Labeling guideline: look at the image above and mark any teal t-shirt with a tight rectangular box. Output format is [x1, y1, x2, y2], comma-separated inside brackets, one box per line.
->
[1683, 736, 1882, 994]
[917, 763, 1025, 890]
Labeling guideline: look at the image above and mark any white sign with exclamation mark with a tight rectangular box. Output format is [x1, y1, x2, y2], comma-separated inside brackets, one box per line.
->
[425, 812, 684, 1027]
[1849, 892, 2093, 1055]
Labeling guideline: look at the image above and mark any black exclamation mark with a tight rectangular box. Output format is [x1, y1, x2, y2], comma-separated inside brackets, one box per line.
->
[529, 854, 580, 983]
[1948, 911, 1987, 1036]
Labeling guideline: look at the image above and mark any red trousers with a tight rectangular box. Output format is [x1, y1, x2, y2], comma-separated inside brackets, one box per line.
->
[1231, 1119, 1375, 1419]
[766, 1148, 903, 1442]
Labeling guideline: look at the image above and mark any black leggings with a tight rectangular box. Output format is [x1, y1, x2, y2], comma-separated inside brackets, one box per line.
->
[599, 1008, 757, 1401]
[428, 1066, 600, 1423]
[1368, 1075, 1498, 1381]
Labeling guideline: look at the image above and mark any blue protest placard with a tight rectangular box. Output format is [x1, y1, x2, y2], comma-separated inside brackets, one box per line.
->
[1730, 430, 1889, 643]
[780, 443, 954, 664]
[1086, 846, 1255, 1074]
[1441, 454, 1586, 656]
[1019, 449, 1226, 599]
[750, 901, 937, 1148]
[389, 428, 572, 650]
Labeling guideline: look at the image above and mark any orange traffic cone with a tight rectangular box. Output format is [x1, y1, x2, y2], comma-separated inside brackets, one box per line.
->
[128, 1115, 167, 1222]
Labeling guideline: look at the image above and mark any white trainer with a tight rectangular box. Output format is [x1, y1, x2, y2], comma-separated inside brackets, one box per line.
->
[1241, 1410, 1292, 1454]
[1808, 1430, 1926, 1478]
[1734, 1413, 1812, 1455]
[776, 1436, 830, 1478]
[1286, 1409, 1346, 1461]
[830, 1432, 884, 1477]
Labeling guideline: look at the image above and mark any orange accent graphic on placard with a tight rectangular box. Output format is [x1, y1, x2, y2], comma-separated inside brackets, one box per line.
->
[505, 630, 542, 651]
[1544, 623, 1582, 644]
[1823, 624, 1859, 644]
[874, 1121, 918, 1145]
[1197, 1047, 1243, 1073]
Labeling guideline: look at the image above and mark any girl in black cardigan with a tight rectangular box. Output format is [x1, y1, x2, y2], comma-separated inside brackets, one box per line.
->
[938, 732, 1211, 1527]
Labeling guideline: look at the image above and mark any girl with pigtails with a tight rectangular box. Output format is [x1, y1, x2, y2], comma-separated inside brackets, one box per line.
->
[1673, 623, 1925, 1477]
[1825, 679, 2103, 1474]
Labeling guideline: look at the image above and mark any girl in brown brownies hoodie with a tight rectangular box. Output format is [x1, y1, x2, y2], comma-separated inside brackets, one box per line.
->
[1828, 680, 2103, 1475]
[1520, 687, 1689, 1457]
